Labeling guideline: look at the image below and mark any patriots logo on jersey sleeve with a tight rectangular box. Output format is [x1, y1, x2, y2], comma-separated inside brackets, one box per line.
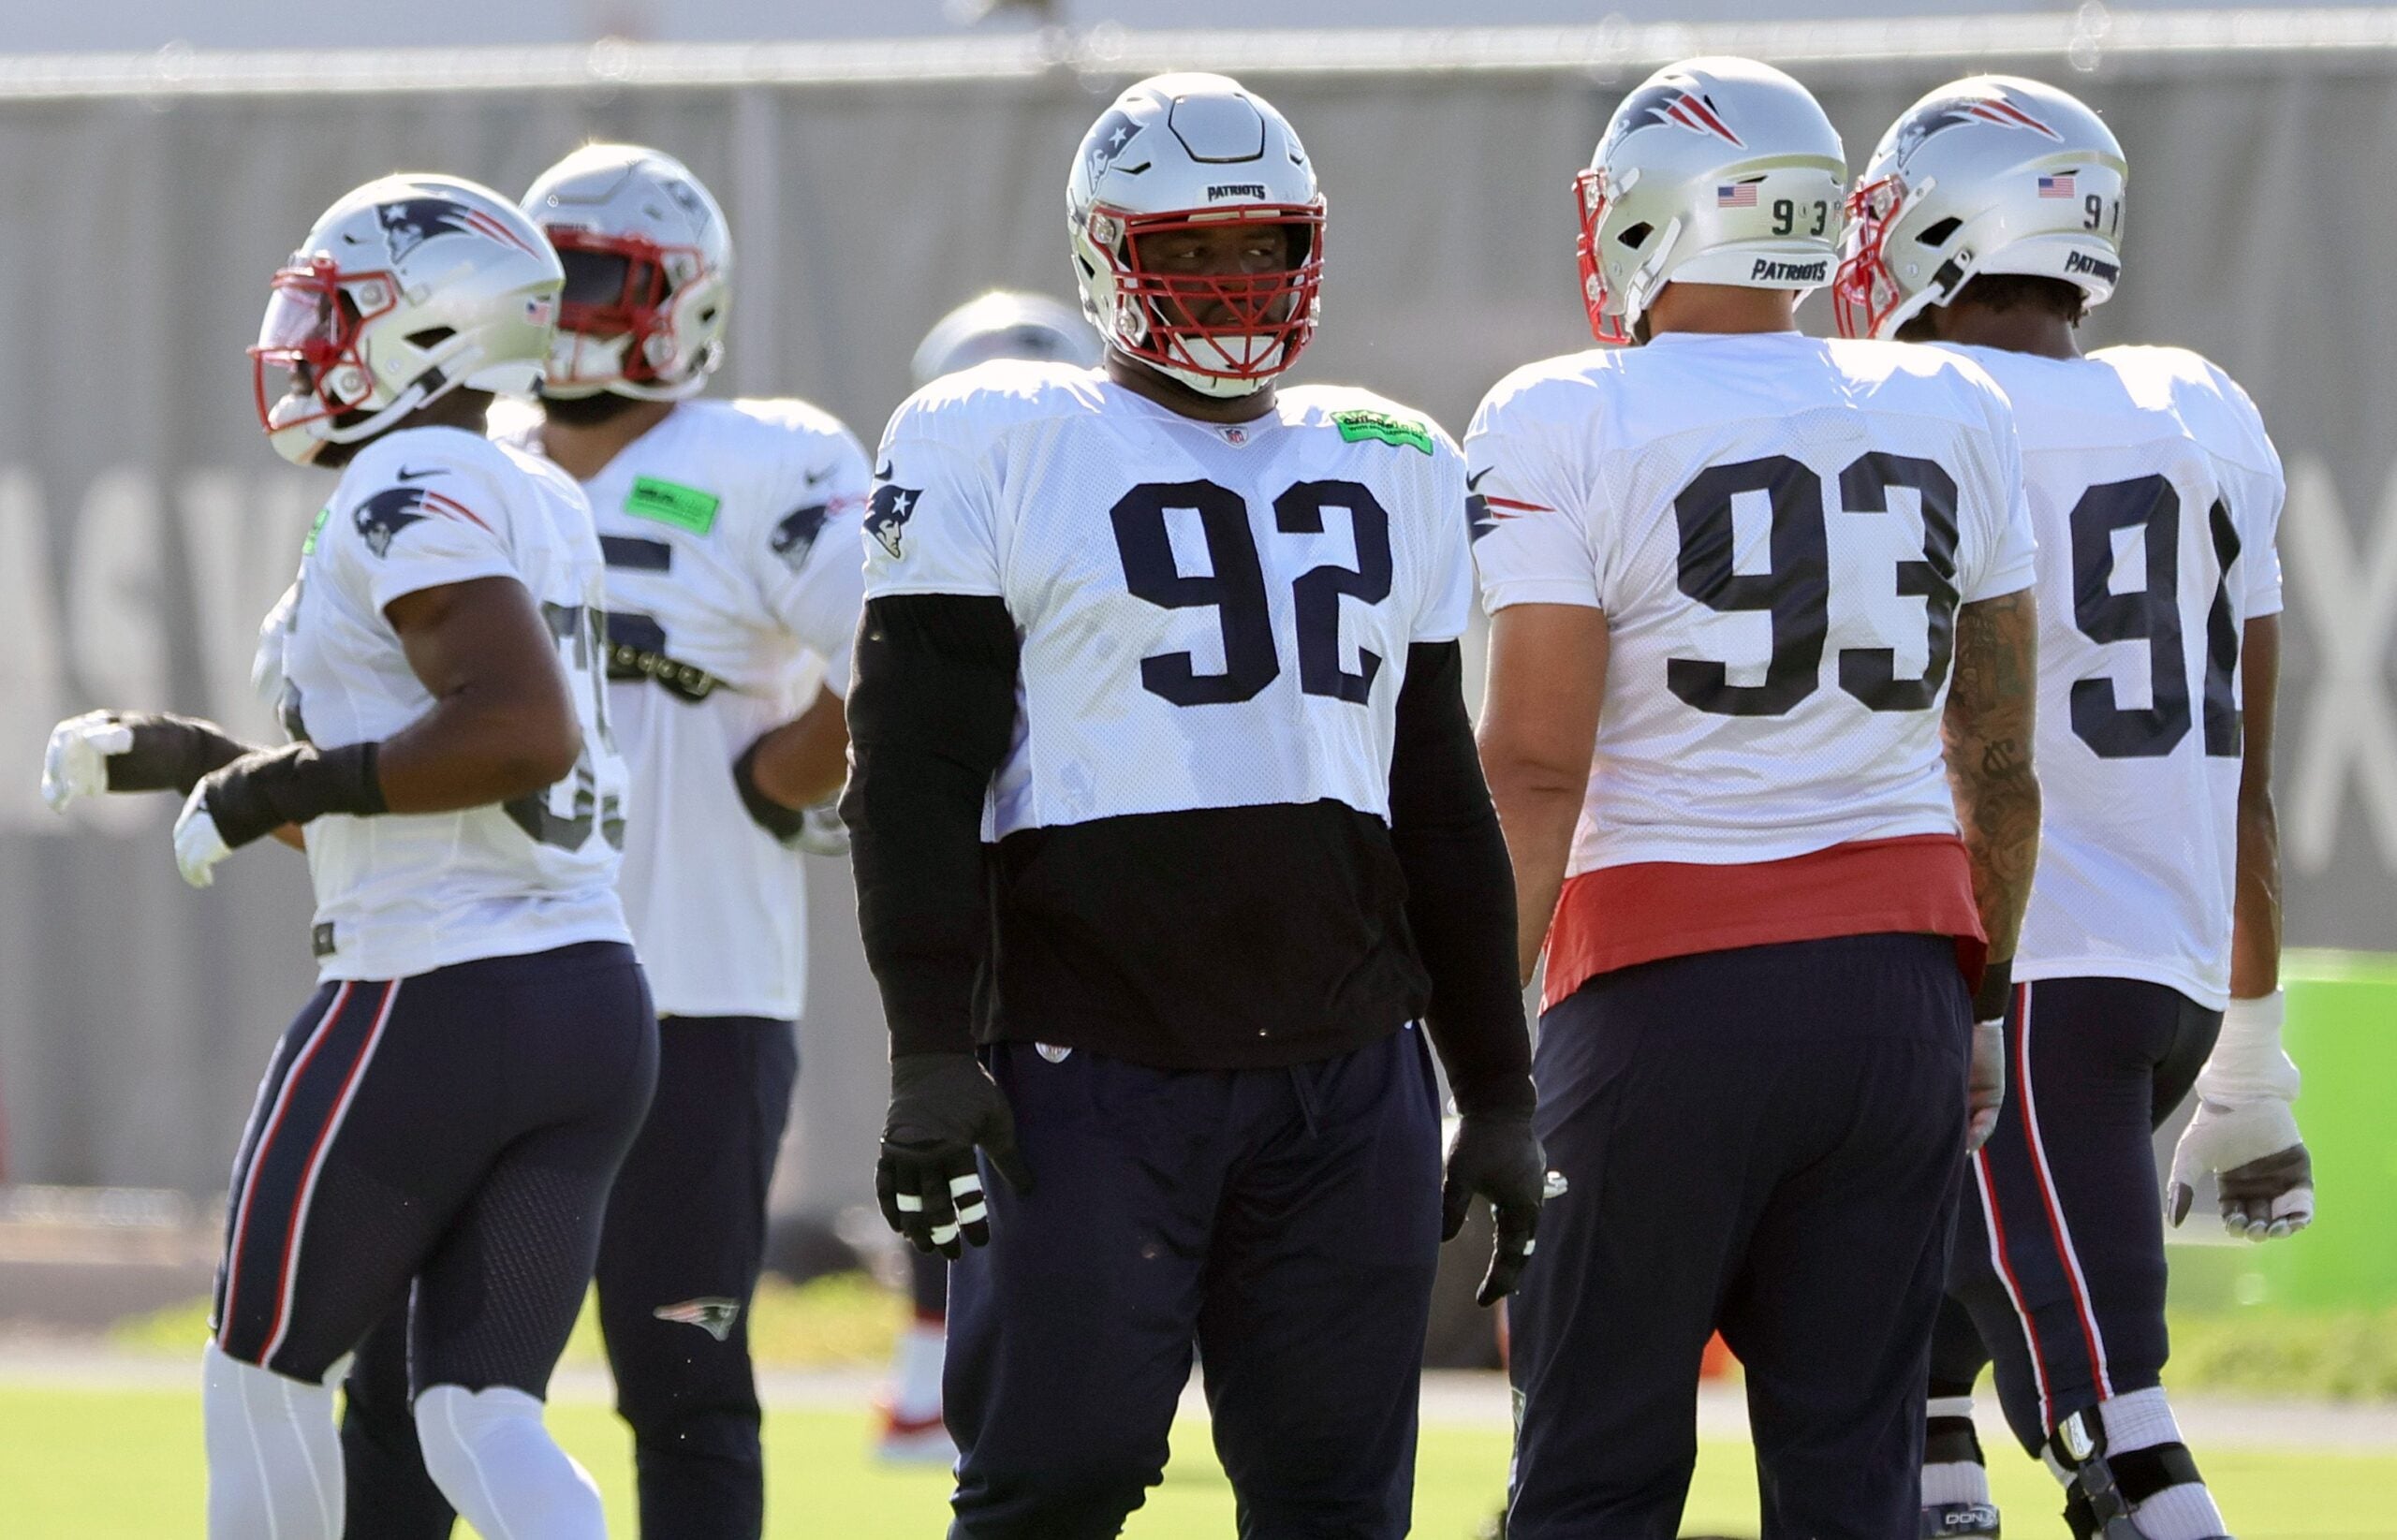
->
[770, 503, 829, 570]
[865, 471, 920, 560]
[352, 481, 490, 558]
[1465, 466, 1549, 542]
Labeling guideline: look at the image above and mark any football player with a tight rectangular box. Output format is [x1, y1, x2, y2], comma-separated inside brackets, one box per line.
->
[1469, 57, 2042, 1536]
[843, 72, 1546, 1537]
[42, 175, 647, 1540]
[333, 143, 870, 1540]
[1838, 77, 2308, 1540]
[874, 286, 1101, 1468]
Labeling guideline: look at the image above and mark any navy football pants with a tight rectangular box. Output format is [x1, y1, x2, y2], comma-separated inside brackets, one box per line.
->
[1507, 933, 1971, 1540]
[946, 1030, 1442, 1540]
[1932, 976, 2220, 1454]
[342, 1014, 798, 1540]
[214, 942, 654, 1392]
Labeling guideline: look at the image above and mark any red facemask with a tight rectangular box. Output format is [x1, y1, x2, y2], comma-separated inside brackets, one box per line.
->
[1087, 203, 1325, 384]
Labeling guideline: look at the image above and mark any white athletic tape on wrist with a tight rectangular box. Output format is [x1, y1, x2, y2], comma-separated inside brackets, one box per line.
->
[2198, 990, 2300, 1105]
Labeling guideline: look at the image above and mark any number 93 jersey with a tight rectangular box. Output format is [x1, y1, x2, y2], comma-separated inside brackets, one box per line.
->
[863, 361, 1473, 837]
[1466, 332, 2037, 873]
[1950, 345, 2284, 1010]
[257, 426, 630, 981]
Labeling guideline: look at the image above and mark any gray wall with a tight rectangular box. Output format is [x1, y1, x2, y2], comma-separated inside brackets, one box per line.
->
[2, 27, 2392, 1213]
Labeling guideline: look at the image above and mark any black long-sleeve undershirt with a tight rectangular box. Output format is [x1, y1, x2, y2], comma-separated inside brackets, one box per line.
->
[843, 594, 1533, 1114]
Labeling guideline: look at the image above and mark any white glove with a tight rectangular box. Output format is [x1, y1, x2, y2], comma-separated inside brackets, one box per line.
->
[2169, 990, 2313, 1240]
[40, 711, 135, 813]
[795, 798, 851, 858]
[172, 785, 234, 889]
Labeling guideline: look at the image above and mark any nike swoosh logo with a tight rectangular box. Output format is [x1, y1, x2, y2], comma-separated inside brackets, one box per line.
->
[805, 466, 832, 485]
[1466, 467, 1493, 491]
[874, 462, 893, 479]
[394, 466, 440, 482]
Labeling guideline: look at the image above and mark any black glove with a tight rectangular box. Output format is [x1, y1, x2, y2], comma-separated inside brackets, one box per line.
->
[732, 736, 809, 844]
[196, 741, 386, 849]
[103, 712, 253, 794]
[876, 1053, 1034, 1258]
[1441, 1111, 1548, 1307]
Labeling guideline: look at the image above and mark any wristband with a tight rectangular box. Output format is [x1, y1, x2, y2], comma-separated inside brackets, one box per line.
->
[1971, 956, 2014, 1024]
[201, 741, 387, 849]
[103, 712, 253, 795]
[2197, 990, 2300, 1106]
[732, 737, 808, 843]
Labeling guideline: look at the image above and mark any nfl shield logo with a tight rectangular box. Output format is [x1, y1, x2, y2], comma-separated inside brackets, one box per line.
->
[1219, 425, 1248, 446]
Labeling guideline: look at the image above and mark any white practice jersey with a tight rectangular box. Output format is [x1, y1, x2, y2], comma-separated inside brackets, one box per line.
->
[1951, 345, 2284, 1009]
[1467, 330, 2037, 873]
[257, 426, 629, 981]
[864, 362, 1475, 836]
[505, 399, 870, 1020]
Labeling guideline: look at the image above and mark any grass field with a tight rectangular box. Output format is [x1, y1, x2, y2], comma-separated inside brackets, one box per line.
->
[5, 1385, 2394, 1538]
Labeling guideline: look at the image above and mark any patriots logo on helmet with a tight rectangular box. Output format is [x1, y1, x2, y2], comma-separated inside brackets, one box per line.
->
[1084, 108, 1146, 181]
[377, 199, 477, 262]
[377, 197, 540, 263]
[1609, 82, 1746, 152]
[653, 1298, 743, 1342]
[662, 177, 712, 229]
[1892, 93, 2064, 162]
[865, 474, 920, 560]
[770, 503, 829, 570]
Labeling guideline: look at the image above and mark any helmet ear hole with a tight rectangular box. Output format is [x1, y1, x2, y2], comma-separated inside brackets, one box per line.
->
[1618, 222, 1654, 250]
[1917, 216, 1963, 247]
[405, 327, 455, 349]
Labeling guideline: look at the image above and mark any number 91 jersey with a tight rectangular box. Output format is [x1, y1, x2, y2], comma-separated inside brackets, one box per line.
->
[257, 426, 630, 981]
[863, 362, 1473, 836]
[1466, 332, 2037, 872]
[1951, 344, 2284, 1010]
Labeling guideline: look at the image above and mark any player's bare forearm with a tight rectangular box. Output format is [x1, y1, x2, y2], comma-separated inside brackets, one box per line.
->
[1477, 605, 1609, 986]
[379, 576, 583, 813]
[743, 684, 850, 810]
[1941, 588, 2042, 963]
[2230, 614, 2283, 998]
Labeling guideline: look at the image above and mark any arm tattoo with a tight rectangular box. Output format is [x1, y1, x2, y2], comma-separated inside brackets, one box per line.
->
[1943, 589, 2043, 961]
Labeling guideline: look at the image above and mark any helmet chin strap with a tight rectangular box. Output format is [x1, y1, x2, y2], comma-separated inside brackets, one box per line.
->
[1155, 333, 1281, 399]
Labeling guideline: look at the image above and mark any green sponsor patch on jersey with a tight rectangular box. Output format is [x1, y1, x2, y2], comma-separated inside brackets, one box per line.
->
[301, 506, 331, 556]
[1331, 408, 1436, 456]
[625, 477, 721, 535]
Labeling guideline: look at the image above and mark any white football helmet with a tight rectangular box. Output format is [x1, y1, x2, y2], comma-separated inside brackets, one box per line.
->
[1066, 72, 1325, 398]
[1834, 76, 2126, 340]
[1577, 57, 1846, 345]
[251, 174, 562, 466]
[521, 143, 733, 401]
[912, 290, 1101, 387]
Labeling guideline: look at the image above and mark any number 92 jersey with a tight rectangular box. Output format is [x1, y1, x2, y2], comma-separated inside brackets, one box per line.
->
[1951, 344, 2284, 1009]
[257, 426, 630, 981]
[1466, 332, 2037, 873]
[863, 361, 1473, 837]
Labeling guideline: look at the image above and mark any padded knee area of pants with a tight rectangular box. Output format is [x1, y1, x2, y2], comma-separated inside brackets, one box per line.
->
[204, 1342, 343, 1540]
[416, 1382, 604, 1540]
